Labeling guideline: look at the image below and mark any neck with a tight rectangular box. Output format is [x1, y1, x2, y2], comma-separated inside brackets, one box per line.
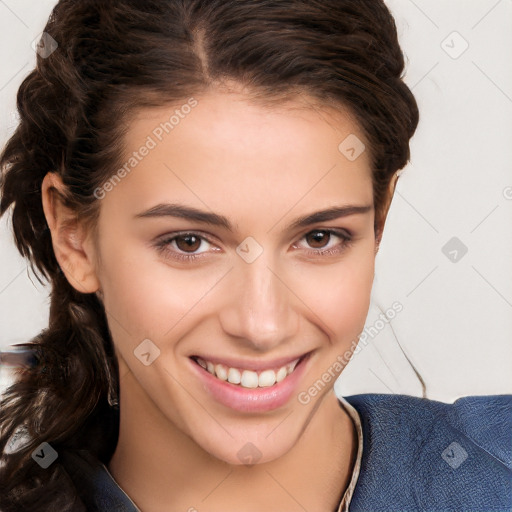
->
[108, 370, 357, 512]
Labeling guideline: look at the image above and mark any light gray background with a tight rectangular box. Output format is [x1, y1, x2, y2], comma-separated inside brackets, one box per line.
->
[1, 0, 511, 402]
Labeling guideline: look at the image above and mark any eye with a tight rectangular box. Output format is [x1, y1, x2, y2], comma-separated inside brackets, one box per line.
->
[293, 229, 352, 255]
[154, 228, 353, 263]
[154, 232, 218, 261]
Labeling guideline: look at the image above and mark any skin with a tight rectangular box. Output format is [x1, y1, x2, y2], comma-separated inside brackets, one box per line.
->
[42, 90, 395, 512]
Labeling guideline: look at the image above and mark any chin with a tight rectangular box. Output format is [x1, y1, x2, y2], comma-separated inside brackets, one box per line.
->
[192, 423, 300, 467]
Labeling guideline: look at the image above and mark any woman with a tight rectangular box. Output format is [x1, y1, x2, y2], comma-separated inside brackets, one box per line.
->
[0, 1, 510, 511]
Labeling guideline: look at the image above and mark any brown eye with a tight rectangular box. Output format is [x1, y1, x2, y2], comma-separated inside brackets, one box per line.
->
[294, 229, 352, 256]
[305, 230, 331, 249]
[175, 234, 201, 252]
[154, 231, 218, 262]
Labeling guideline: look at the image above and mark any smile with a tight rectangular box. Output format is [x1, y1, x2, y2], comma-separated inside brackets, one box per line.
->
[192, 356, 301, 389]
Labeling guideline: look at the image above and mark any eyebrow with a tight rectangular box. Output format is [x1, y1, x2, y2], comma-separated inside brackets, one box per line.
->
[134, 203, 373, 231]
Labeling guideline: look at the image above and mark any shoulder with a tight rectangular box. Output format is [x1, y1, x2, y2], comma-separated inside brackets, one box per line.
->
[343, 393, 512, 511]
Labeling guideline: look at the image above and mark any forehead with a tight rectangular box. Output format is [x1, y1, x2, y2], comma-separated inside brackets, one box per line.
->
[105, 91, 373, 223]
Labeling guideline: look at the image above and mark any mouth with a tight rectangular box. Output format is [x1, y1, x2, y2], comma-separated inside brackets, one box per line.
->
[190, 353, 309, 389]
[189, 351, 312, 412]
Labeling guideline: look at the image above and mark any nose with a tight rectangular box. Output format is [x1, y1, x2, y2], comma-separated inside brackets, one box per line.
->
[218, 256, 300, 352]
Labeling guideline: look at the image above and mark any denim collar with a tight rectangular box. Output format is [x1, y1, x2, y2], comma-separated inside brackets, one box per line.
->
[60, 394, 512, 511]
[61, 449, 141, 511]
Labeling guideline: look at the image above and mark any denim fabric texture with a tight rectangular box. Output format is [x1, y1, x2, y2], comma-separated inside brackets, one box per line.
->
[345, 393, 512, 511]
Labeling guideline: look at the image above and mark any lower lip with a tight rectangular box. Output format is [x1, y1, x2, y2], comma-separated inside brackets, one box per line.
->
[189, 354, 311, 413]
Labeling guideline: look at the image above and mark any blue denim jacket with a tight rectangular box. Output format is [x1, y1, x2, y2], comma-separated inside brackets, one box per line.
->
[60, 393, 512, 511]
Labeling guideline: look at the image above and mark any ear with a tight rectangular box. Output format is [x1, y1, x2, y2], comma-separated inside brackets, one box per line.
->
[41, 172, 101, 294]
[375, 171, 401, 252]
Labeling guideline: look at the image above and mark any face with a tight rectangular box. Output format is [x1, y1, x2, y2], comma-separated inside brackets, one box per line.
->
[87, 91, 377, 464]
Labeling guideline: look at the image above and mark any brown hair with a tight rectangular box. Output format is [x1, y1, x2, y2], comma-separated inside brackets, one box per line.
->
[0, 0, 418, 509]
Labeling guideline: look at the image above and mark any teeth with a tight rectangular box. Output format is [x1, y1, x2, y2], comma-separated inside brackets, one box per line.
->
[241, 370, 259, 388]
[276, 367, 288, 383]
[195, 356, 301, 389]
[215, 363, 228, 381]
[258, 369, 276, 387]
[227, 367, 241, 384]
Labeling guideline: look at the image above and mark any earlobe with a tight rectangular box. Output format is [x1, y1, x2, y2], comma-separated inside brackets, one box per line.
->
[41, 172, 101, 294]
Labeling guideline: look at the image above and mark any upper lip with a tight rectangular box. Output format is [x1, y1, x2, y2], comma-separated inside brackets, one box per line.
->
[190, 351, 311, 372]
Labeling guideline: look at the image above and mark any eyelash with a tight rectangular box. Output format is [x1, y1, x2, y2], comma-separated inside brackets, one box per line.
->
[154, 229, 353, 263]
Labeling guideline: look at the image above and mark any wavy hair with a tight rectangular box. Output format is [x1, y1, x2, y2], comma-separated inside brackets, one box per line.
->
[0, 0, 419, 509]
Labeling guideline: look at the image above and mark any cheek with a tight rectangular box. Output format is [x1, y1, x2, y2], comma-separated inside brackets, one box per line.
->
[97, 247, 225, 343]
[291, 249, 375, 342]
